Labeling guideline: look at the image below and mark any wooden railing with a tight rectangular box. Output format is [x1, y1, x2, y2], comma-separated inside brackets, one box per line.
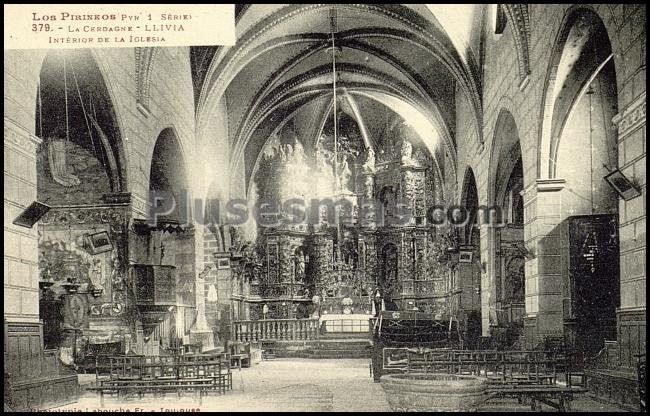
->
[321, 317, 371, 333]
[232, 319, 320, 342]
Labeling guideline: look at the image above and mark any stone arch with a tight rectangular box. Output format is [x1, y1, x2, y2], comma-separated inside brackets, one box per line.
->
[501, 4, 531, 85]
[241, 87, 452, 201]
[86, 49, 130, 191]
[538, 5, 621, 179]
[197, 3, 482, 147]
[149, 127, 190, 223]
[542, 8, 619, 217]
[458, 167, 483, 349]
[460, 167, 480, 246]
[36, 50, 127, 204]
[488, 109, 525, 208]
[486, 108, 526, 343]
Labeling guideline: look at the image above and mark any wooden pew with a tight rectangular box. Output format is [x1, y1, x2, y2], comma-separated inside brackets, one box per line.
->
[87, 378, 216, 407]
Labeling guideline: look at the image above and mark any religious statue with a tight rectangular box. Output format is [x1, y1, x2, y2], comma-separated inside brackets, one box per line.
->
[89, 258, 105, 291]
[294, 249, 306, 282]
[362, 147, 376, 174]
[229, 226, 244, 253]
[412, 147, 428, 167]
[294, 140, 306, 164]
[338, 158, 353, 191]
[110, 253, 125, 291]
[372, 288, 382, 316]
[400, 136, 413, 166]
[341, 238, 357, 267]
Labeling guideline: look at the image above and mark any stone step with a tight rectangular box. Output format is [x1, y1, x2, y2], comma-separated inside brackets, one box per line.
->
[277, 349, 372, 359]
[317, 341, 371, 350]
[282, 353, 372, 359]
[320, 332, 370, 339]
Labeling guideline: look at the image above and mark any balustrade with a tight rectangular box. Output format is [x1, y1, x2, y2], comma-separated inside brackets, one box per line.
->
[232, 318, 320, 342]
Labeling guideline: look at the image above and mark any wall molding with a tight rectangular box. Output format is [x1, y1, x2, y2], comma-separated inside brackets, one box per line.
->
[613, 91, 646, 140]
[4, 117, 42, 156]
[134, 47, 158, 116]
[502, 4, 531, 84]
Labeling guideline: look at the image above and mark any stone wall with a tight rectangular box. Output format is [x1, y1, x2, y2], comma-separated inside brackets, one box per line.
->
[453, 4, 646, 347]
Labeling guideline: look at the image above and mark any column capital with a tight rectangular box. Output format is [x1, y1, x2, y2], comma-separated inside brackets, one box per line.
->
[523, 178, 566, 197]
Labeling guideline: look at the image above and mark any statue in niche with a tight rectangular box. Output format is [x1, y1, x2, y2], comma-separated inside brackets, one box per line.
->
[340, 236, 357, 267]
[229, 226, 244, 253]
[380, 186, 398, 221]
[400, 136, 413, 166]
[412, 148, 428, 167]
[110, 253, 125, 292]
[362, 147, 376, 174]
[294, 248, 306, 282]
[89, 258, 105, 291]
[338, 158, 353, 192]
[294, 140, 306, 163]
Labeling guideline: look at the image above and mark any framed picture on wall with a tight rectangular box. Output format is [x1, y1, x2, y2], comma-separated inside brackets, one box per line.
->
[459, 251, 473, 263]
[85, 231, 113, 254]
[217, 258, 230, 269]
[604, 169, 641, 201]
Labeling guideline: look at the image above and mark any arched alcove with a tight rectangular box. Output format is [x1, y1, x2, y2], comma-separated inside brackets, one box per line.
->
[149, 128, 190, 224]
[539, 8, 618, 182]
[551, 10, 619, 216]
[36, 50, 125, 205]
[541, 8, 620, 356]
[35, 50, 129, 354]
[459, 167, 482, 349]
[489, 109, 526, 346]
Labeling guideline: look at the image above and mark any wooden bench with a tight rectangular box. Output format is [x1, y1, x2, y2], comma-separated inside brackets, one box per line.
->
[87, 378, 217, 407]
[106, 354, 232, 393]
[484, 385, 588, 411]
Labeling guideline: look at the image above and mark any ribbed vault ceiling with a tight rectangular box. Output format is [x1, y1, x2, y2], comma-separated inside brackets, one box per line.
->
[192, 4, 488, 196]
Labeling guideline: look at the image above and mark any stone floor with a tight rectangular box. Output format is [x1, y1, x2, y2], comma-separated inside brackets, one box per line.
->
[47, 359, 631, 412]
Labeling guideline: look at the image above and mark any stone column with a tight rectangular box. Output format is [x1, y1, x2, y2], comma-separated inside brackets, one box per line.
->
[482, 223, 498, 337]
[190, 261, 214, 351]
[311, 232, 333, 297]
[400, 166, 427, 226]
[521, 179, 566, 347]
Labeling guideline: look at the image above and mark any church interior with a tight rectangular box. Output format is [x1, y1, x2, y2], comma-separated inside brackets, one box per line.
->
[3, 4, 646, 412]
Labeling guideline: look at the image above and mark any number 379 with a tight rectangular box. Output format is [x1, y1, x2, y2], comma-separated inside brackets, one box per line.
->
[32, 23, 51, 32]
